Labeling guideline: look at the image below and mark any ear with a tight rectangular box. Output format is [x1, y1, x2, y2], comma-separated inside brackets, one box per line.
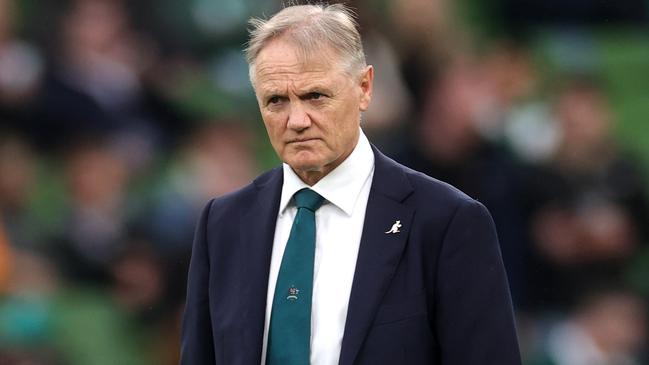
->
[358, 65, 374, 112]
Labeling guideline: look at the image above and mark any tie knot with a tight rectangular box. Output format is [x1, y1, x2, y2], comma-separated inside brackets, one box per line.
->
[294, 188, 324, 212]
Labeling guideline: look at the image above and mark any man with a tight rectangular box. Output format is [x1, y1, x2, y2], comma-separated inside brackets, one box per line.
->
[180, 4, 521, 365]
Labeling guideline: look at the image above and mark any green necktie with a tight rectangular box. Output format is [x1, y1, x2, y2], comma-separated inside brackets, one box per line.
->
[266, 188, 324, 365]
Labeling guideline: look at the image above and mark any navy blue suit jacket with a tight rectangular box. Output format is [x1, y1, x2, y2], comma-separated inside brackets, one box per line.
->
[180, 146, 521, 364]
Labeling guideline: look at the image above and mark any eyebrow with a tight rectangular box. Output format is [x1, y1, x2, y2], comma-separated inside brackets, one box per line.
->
[296, 82, 337, 96]
[302, 87, 331, 96]
[258, 87, 285, 100]
[261, 84, 334, 98]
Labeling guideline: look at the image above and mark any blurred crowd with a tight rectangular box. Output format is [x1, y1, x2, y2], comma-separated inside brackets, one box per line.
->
[1, 0, 648, 364]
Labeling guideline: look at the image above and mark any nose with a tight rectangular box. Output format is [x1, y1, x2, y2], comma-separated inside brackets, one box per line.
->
[286, 102, 311, 131]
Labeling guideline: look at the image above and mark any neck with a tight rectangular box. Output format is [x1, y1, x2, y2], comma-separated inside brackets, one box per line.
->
[295, 170, 326, 186]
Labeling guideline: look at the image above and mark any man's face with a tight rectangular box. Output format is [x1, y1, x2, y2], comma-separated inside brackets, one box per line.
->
[253, 38, 373, 185]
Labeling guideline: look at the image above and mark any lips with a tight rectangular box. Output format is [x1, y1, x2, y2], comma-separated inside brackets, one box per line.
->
[287, 138, 319, 144]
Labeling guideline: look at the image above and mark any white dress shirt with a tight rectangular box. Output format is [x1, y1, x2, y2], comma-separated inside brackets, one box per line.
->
[261, 129, 375, 365]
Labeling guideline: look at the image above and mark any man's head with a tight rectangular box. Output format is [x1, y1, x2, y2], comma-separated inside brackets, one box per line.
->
[246, 4, 373, 185]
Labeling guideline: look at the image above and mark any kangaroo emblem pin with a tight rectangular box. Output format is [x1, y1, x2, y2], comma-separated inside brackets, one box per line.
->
[385, 220, 402, 234]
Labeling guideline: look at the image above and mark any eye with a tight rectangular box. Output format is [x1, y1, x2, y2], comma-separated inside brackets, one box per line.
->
[267, 95, 283, 105]
[306, 92, 323, 100]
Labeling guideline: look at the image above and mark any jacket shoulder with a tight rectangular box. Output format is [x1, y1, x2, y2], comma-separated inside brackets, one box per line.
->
[405, 166, 473, 204]
[378, 152, 475, 208]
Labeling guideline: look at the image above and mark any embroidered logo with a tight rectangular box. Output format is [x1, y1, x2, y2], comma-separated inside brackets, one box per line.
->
[287, 286, 300, 301]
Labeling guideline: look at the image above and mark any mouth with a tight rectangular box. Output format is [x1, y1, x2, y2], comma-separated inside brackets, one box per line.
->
[287, 137, 319, 144]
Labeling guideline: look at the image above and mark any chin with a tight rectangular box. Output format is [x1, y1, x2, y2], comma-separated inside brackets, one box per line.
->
[285, 152, 325, 170]
[287, 161, 324, 173]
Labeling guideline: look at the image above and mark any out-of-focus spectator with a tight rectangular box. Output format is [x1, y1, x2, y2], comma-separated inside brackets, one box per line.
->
[144, 120, 258, 255]
[0, 250, 64, 364]
[0, 219, 11, 293]
[0, 134, 41, 249]
[110, 241, 164, 318]
[52, 139, 132, 284]
[526, 286, 646, 365]
[31, 0, 180, 166]
[109, 239, 186, 365]
[394, 58, 529, 304]
[524, 78, 649, 310]
[352, 1, 413, 150]
[472, 42, 560, 163]
[387, 0, 468, 102]
[0, 0, 44, 132]
[178, 120, 258, 199]
[0, 0, 43, 99]
[359, 29, 412, 153]
[0, 136, 34, 212]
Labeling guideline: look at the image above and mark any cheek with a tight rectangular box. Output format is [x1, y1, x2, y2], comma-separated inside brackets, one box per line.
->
[262, 111, 283, 131]
[334, 109, 358, 141]
[262, 117, 285, 148]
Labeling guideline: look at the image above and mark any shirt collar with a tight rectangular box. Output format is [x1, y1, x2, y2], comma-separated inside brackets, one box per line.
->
[279, 129, 375, 217]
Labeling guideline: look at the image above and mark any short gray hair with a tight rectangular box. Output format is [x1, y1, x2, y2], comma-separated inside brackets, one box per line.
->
[245, 3, 367, 85]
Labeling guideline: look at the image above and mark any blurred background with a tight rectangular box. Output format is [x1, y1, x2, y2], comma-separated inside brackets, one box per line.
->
[1, 0, 648, 364]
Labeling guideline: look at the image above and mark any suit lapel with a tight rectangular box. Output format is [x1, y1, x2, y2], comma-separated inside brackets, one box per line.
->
[238, 168, 283, 364]
[339, 148, 415, 365]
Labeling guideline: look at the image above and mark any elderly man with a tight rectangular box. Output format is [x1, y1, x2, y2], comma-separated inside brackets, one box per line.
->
[180, 4, 521, 365]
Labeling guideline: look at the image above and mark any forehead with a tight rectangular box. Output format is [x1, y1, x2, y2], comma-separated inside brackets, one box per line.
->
[253, 38, 345, 86]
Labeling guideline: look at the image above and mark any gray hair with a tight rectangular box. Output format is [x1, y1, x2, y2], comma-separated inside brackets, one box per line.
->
[245, 3, 367, 85]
